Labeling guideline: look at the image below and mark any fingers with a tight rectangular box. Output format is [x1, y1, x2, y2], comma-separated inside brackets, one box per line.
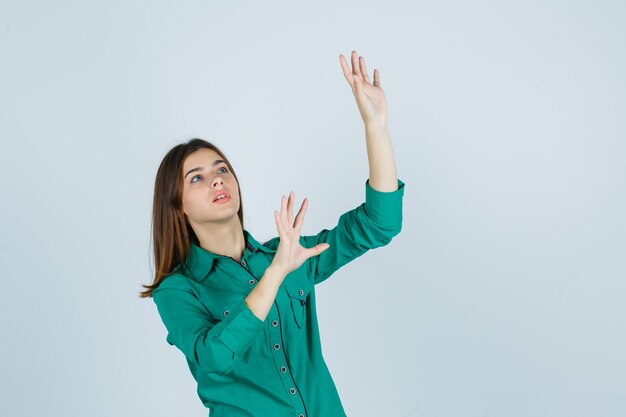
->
[373, 68, 380, 87]
[280, 192, 294, 228]
[309, 243, 330, 258]
[275, 193, 289, 238]
[359, 56, 371, 84]
[277, 191, 308, 234]
[340, 51, 373, 91]
[280, 194, 288, 229]
[274, 209, 284, 237]
[287, 191, 294, 226]
[294, 197, 308, 232]
[339, 54, 354, 90]
[351, 51, 361, 77]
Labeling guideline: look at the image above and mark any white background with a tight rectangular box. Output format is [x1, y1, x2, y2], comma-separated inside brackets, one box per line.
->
[1, 1, 624, 416]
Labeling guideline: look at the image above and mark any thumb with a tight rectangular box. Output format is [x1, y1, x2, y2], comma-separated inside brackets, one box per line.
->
[310, 243, 330, 258]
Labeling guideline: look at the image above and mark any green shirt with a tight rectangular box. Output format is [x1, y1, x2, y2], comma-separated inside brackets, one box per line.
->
[152, 178, 406, 417]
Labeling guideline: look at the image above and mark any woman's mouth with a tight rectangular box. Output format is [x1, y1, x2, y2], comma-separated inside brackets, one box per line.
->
[213, 190, 230, 203]
[214, 194, 231, 203]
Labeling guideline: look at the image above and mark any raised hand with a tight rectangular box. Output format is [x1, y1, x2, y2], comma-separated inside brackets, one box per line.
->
[339, 50, 388, 127]
[271, 191, 330, 276]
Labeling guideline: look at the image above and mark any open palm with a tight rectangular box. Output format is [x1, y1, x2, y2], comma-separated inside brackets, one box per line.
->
[339, 50, 388, 127]
[272, 191, 330, 276]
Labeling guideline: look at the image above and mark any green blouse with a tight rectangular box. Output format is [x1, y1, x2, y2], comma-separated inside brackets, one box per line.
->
[152, 178, 406, 417]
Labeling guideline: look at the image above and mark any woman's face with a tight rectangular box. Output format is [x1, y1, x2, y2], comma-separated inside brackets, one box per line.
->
[181, 148, 240, 224]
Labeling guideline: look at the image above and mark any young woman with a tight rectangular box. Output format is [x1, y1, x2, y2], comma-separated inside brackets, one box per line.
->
[140, 51, 406, 417]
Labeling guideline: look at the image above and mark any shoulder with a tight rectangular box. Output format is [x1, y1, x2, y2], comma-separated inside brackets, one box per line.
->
[152, 272, 196, 298]
[262, 236, 280, 251]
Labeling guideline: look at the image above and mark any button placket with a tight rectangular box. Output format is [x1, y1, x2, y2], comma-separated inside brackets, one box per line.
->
[268, 303, 306, 415]
[224, 254, 258, 290]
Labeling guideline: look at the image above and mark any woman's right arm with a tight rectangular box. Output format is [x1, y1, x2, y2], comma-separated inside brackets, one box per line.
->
[244, 264, 287, 321]
[152, 263, 286, 376]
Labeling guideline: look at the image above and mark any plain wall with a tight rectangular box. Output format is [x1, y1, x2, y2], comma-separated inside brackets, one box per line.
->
[1, 1, 624, 416]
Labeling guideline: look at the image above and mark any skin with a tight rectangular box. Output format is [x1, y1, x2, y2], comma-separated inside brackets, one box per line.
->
[339, 50, 388, 128]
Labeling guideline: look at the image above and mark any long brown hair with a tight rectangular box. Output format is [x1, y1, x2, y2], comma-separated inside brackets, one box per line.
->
[138, 138, 244, 298]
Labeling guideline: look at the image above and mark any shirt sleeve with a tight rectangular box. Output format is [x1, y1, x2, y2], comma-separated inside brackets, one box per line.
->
[301, 178, 406, 285]
[152, 283, 265, 376]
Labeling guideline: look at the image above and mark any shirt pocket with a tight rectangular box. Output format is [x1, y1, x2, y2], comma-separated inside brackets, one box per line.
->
[284, 273, 313, 330]
[199, 292, 243, 322]
[217, 294, 246, 319]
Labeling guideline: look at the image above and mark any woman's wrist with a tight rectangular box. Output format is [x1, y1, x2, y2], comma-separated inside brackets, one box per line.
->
[267, 263, 288, 280]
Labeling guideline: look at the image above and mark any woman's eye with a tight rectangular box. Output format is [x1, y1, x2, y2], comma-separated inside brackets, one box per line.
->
[191, 168, 228, 183]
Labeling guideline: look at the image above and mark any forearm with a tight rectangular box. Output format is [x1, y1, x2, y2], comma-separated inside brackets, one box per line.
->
[244, 265, 286, 322]
[364, 122, 399, 192]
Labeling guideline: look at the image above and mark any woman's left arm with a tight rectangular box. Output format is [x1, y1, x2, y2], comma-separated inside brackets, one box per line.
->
[295, 52, 405, 286]
[339, 50, 398, 192]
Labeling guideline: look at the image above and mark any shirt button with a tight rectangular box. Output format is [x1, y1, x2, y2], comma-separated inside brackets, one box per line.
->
[241, 259, 247, 267]
[248, 279, 256, 285]
[299, 414, 304, 417]
[271, 320, 278, 327]
[273, 343, 281, 350]
[298, 289, 304, 296]
[289, 387, 296, 394]
[223, 310, 229, 317]
[280, 366, 287, 373]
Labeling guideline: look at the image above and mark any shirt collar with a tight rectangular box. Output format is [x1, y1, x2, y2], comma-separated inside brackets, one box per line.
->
[183, 229, 277, 282]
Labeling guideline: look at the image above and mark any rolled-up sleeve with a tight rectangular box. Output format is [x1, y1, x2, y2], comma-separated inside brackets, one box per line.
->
[152, 284, 265, 375]
[301, 178, 405, 285]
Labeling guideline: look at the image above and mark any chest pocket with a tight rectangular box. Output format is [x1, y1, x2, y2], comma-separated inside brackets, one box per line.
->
[199, 292, 244, 322]
[217, 294, 246, 320]
[284, 274, 313, 329]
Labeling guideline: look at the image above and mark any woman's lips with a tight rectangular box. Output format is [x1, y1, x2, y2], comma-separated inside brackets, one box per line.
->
[214, 195, 231, 204]
[213, 190, 231, 202]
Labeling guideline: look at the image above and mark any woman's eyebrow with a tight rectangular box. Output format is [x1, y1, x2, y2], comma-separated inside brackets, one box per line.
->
[184, 159, 226, 179]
